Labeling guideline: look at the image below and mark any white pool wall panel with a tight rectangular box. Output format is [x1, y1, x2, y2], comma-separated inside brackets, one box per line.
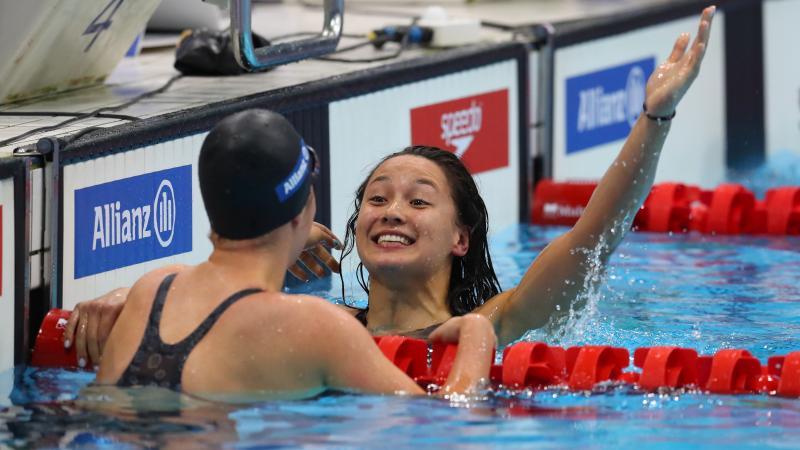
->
[61, 133, 212, 309]
[764, 0, 800, 156]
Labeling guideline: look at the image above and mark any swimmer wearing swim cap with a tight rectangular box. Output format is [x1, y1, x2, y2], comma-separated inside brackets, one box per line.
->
[199, 109, 317, 239]
[94, 109, 496, 400]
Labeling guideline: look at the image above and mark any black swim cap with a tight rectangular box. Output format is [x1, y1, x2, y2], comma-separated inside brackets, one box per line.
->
[199, 109, 315, 240]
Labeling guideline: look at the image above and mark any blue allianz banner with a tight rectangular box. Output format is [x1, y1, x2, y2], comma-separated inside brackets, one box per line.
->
[74, 166, 193, 279]
[566, 57, 656, 154]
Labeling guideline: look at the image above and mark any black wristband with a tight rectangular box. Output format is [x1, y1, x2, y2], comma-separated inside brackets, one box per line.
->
[642, 102, 676, 123]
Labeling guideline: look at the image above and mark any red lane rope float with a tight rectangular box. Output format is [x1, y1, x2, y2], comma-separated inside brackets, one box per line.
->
[765, 187, 800, 235]
[531, 180, 596, 227]
[501, 342, 566, 389]
[30, 310, 800, 397]
[634, 183, 693, 233]
[532, 180, 800, 236]
[704, 184, 755, 235]
[565, 345, 630, 390]
[701, 349, 762, 394]
[633, 347, 698, 390]
[371, 336, 800, 398]
[30, 309, 81, 369]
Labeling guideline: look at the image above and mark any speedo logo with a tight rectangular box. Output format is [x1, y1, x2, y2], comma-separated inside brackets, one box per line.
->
[411, 89, 509, 175]
[74, 166, 192, 279]
[440, 100, 482, 158]
[91, 179, 175, 250]
[566, 58, 655, 154]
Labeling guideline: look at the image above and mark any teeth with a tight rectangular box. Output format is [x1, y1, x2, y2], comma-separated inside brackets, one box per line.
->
[377, 234, 411, 245]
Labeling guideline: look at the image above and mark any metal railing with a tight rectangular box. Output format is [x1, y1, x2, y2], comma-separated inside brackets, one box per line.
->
[228, 0, 344, 70]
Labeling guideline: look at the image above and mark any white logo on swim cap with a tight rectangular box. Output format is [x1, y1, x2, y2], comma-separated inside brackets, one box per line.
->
[276, 144, 311, 203]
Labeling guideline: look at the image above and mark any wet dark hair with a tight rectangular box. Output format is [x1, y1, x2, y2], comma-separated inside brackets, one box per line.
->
[339, 145, 501, 322]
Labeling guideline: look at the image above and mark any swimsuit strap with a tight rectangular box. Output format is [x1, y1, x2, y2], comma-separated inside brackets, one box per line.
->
[161, 285, 264, 352]
[146, 272, 178, 336]
[117, 273, 262, 390]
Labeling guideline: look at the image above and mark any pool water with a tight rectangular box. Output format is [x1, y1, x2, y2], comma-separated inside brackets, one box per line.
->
[2, 226, 800, 448]
[3, 155, 800, 448]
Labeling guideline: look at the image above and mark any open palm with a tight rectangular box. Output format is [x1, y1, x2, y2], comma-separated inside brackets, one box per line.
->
[645, 6, 716, 117]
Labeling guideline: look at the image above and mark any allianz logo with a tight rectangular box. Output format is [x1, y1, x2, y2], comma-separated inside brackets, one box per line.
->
[278, 145, 310, 202]
[440, 100, 482, 158]
[91, 179, 177, 250]
[543, 202, 584, 218]
[577, 66, 646, 132]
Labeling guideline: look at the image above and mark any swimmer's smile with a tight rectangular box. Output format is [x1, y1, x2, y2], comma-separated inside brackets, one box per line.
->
[371, 231, 416, 249]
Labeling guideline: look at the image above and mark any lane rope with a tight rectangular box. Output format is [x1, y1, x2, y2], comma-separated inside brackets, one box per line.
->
[30, 309, 800, 397]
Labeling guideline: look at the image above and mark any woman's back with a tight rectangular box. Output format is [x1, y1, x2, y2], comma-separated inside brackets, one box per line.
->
[96, 264, 335, 400]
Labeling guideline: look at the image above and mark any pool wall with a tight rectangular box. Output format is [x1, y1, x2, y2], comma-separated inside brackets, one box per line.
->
[764, 0, 800, 157]
[53, 43, 530, 311]
[0, 158, 30, 371]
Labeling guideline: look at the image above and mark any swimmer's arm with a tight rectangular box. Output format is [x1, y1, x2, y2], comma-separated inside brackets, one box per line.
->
[316, 305, 425, 395]
[429, 314, 496, 395]
[480, 116, 672, 344]
[320, 308, 495, 395]
[479, 7, 715, 345]
[567, 6, 713, 257]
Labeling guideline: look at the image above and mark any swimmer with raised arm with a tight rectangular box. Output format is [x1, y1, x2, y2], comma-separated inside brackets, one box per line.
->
[69, 7, 715, 357]
[94, 109, 495, 399]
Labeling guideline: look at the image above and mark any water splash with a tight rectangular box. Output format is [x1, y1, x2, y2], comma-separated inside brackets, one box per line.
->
[556, 233, 613, 346]
[517, 232, 617, 348]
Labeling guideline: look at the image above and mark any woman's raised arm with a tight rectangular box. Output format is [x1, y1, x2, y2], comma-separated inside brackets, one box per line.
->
[479, 6, 716, 345]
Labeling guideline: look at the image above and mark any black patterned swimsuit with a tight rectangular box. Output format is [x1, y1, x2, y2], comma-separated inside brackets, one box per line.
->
[117, 273, 262, 390]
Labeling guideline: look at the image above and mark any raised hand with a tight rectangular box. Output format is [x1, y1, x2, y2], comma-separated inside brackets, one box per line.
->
[645, 6, 716, 117]
[288, 222, 343, 281]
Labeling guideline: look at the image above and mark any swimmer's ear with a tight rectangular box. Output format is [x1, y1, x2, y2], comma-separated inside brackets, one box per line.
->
[452, 224, 469, 257]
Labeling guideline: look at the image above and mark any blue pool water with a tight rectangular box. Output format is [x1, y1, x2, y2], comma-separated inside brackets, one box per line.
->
[3, 154, 800, 448]
[2, 226, 800, 448]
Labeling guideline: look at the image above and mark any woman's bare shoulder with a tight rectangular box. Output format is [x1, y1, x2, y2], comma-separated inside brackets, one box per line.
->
[231, 294, 368, 353]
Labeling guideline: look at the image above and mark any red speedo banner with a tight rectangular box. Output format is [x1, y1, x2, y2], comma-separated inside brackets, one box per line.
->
[410, 89, 509, 175]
